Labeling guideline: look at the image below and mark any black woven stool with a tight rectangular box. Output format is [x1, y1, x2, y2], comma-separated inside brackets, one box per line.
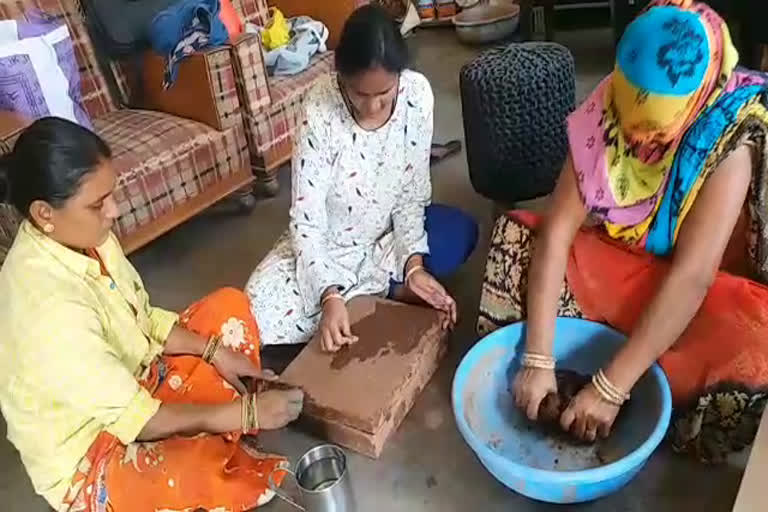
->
[460, 42, 575, 203]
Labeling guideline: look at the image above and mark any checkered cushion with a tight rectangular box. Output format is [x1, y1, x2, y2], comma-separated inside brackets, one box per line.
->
[244, 92, 301, 154]
[93, 110, 249, 239]
[203, 48, 244, 131]
[233, 0, 269, 26]
[0, 0, 116, 119]
[0, 118, 27, 267]
[246, 52, 334, 153]
[109, 48, 242, 134]
[268, 51, 334, 105]
[0, 203, 22, 268]
[108, 59, 135, 107]
[231, 34, 271, 116]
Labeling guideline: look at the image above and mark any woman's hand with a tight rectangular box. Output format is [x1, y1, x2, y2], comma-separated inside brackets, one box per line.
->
[407, 269, 457, 330]
[560, 383, 620, 442]
[319, 297, 359, 352]
[257, 388, 305, 430]
[513, 367, 557, 420]
[212, 349, 277, 395]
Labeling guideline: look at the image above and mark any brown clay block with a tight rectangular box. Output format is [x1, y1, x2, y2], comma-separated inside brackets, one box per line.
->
[281, 296, 448, 457]
[295, 322, 446, 458]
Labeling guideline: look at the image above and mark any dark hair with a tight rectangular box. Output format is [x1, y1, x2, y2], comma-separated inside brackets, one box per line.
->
[0, 117, 111, 216]
[335, 5, 409, 76]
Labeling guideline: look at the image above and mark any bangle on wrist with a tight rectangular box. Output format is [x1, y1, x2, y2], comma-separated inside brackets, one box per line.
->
[321, 292, 344, 307]
[404, 264, 425, 285]
[241, 393, 259, 435]
[520, 352, 556, 370]
[202, 334, 222, 364]
[591, 369, 629, 406]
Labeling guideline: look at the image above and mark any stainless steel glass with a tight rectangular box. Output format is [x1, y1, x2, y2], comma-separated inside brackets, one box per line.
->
[269, 444, 356, 512]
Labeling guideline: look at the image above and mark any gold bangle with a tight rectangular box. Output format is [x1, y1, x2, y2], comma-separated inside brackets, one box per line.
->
[202, 334, 222, 364]
[591, 376, 624, 406]
[241, 393, 260, 434]
[591, 370, 628, 406]
[521, 352, 556, 370]
[404, 264, 425, 284]
[596, 369, 630, 402]
[251, 393, 259, 432]
[522, 353, 555, 361]
[321, 292, 344, 307]
[241, 393, 248, 434]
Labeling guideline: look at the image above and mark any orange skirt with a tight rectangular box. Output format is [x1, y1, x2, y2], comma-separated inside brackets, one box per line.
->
[60, 288, 286, 512]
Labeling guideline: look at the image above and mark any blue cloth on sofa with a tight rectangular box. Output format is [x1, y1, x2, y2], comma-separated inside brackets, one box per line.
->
[149, 0, 228, 88]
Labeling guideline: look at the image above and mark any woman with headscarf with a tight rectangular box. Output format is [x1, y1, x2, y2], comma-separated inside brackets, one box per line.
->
[479, 0, 768, 462]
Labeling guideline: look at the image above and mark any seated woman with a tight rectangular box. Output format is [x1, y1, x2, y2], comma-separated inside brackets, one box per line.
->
[479, 0, 768, 461]
[0, 118, 303, 511]
[246, 5, 478, 351]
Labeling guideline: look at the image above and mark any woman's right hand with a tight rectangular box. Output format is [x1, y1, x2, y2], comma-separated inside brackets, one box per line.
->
[319, 297, 359, 352]
[513, 366, 557, 421]
[256, 388, 305, 430]
[142, 388, 304, 440]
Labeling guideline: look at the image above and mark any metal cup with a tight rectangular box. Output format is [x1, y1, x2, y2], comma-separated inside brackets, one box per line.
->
[269, 444, 356, 512]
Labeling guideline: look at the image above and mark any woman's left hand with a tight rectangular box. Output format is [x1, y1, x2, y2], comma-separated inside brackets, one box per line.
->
[212, 349, 278, 395]
[407, 269, 457, 330]
[560, 383, 620, 442]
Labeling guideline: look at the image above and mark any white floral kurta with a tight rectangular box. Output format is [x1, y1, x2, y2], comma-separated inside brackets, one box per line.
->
[246, 70, 434, 345]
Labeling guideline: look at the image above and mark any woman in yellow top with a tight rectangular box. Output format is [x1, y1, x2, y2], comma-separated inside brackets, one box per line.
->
[0, 118, 304, 511]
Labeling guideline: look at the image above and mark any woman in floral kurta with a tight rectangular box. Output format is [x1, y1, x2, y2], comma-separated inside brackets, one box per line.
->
[246, 6, 474, 347]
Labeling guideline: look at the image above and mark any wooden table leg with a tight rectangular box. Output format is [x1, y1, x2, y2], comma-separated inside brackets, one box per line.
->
[519, 0, 555, 41]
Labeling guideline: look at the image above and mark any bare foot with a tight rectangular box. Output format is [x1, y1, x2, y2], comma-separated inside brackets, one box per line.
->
[257, 388, 304, 429]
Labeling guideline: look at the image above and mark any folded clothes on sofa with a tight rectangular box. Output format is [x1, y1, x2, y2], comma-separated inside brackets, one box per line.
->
[252, 16, 329, 76]
[149, 0, 228, 88]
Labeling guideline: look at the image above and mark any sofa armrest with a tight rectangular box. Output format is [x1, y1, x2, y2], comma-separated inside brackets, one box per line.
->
[268, 0, 365, 49]
[140, 46, 242, 131]
[0, 110, 31, 152]
[230, 33, 273, 116]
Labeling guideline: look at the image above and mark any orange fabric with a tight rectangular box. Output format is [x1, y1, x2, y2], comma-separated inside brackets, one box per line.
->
[60, 288, 285, 512]
[181, 287, 262, 368]
[220, 0, 244, 40]
[562, 222, 768, 406]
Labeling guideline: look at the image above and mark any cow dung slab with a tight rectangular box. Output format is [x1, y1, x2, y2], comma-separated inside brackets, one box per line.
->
[281, 296, 448, 458]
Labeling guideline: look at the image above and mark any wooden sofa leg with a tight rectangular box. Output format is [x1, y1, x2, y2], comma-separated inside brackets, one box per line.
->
[250, 160, 280, 198]
[233, 186, 257, 213]
[256, 176, 280, 198]
[252, 142, 292, 198]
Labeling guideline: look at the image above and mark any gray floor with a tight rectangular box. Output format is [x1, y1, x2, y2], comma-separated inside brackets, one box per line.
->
[1, 28, 748, 511]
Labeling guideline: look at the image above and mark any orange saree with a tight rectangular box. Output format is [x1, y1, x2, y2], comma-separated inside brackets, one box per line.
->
[479, 211, 768, 462]
[59, 287, 286, 512]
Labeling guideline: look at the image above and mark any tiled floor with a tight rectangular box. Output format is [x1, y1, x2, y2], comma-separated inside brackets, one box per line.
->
[0, 28, 748, 511]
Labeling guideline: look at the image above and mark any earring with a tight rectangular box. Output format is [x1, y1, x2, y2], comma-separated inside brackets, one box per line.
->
[43, 223, 54, 234]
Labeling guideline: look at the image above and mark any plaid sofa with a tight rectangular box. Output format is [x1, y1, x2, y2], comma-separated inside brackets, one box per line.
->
[0, 0, 251, 259]
[229, 0, 366, 194]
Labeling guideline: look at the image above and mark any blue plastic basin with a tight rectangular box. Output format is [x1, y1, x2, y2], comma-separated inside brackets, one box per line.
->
[452, 318, 672, 504]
